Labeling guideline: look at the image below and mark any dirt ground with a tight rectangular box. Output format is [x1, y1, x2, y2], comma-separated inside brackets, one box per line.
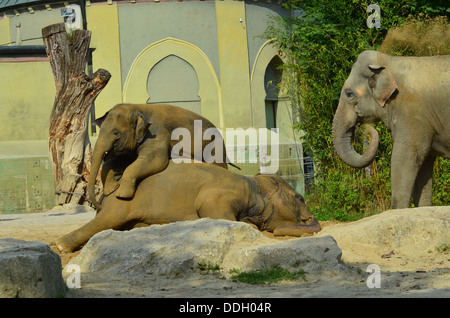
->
[0, 207, 448, 298]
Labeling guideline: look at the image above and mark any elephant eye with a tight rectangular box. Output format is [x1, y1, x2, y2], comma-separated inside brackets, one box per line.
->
[112, 131, 121, 139]
[345, 89, 355, 99]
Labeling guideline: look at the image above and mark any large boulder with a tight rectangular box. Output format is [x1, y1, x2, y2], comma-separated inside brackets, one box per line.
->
[66, 218, 343, 283]
[318, 207, 450, 270]
[0, 238, 66, 298]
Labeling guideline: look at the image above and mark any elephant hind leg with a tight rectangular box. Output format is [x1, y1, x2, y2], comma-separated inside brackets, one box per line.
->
[56, 220, 101, 253]
[412, 154, 435, 207]
[56, 203, 132, 253]
[196, 189, 238, 221]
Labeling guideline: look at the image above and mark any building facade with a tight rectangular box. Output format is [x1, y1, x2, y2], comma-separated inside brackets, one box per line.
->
[0, 0, 308, 213]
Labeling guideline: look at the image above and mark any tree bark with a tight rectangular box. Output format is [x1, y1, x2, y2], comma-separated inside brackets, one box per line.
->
[42, 23, 111, 206]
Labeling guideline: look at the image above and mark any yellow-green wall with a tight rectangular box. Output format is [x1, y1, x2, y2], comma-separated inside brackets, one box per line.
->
[216, 0, 252, 128]
[0, 61, 54, 141]
[86, 3, 123, 123]
[0, 17, 10, 46]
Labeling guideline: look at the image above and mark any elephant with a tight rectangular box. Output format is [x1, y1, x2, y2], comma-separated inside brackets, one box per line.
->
[88, 103, 238, 210]
[332, 50, 450, 209]
[56, 158, 321, 253]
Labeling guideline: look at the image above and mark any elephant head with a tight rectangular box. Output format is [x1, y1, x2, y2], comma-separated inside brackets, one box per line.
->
[252, 174, 321, 236]
[88, 105, 149, 209]
[332, 50, 398, 168]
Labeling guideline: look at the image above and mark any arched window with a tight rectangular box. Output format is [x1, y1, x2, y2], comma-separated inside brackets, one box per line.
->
[264, 56, 283, 129]
[147, 55, 201, 115]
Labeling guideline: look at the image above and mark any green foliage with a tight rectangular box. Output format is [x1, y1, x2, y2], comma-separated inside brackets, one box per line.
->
[432, 158, 450, 206]
[308, 160, 392, 222]
[197, 261, 222, 273]
[435, 244, 449, 253]
[230, 265, 306, 285]
[263, 0, 449, 221]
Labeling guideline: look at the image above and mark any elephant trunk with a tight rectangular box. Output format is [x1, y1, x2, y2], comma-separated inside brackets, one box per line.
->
[332, 104, 379, 168]
[273, 218, 321, 236]
[88, 134, 110, 210]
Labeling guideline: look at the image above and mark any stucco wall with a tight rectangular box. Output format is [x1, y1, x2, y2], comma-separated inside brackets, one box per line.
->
[87, 3, 123, 120]
[118, 1, 219, 88]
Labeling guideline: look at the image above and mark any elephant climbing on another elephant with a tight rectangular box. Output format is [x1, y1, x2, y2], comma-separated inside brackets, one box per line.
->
[57, 158, 321, 253]
[88, 103, 238, 210]
[332, 50, 450, 209]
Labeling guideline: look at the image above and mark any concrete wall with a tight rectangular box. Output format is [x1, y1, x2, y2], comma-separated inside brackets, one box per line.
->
[0, 0, 306, 213]
[0, 12, 58, 212]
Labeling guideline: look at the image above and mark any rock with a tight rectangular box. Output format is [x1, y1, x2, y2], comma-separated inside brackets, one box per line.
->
[317, 207, 450, 271]
[318, 207, 450, 257]
[67, 218, 343, 283]
[0, 238, 66, 298]
[226, 235, 343, 275]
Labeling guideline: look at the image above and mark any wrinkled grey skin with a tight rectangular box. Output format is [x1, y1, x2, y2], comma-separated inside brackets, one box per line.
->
[332, 50, 450, 209]
[57, 159, 321, 253]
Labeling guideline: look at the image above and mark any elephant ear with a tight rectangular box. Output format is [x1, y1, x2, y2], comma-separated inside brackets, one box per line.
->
[254, 174, 279, 198]
[94, 111, 110, 127]
[135, 111, 150, 143]
[368, 64, 398, 107]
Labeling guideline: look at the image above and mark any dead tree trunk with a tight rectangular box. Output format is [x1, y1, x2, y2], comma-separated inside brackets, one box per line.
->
[42, 23, 111, 206]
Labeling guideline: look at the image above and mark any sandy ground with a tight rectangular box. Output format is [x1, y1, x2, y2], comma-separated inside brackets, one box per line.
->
[0, 207, 449, 298]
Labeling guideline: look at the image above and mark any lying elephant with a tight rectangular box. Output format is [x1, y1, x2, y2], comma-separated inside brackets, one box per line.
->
[332, 50, 450, 209]
[88, 103, 237, 210]
[57, 159, 321, 253]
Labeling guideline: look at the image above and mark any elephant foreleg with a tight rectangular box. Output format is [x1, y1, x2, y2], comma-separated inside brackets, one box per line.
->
[391, 139, 431, 209]
[101, 155, 135, 196]
[102, 168, 121, 196]
[391, 146, 419, 209]
[116, 142, 170, 199]
[412, 154, 435, 207]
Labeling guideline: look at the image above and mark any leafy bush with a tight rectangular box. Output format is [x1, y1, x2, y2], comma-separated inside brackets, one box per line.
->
[263, 1, 449, 221]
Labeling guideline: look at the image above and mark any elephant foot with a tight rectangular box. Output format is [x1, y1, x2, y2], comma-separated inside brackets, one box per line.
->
[55, 235, 79, 254]
[116, 183, 136, 199]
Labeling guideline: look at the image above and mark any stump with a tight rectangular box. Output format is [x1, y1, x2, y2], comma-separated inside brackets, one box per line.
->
[42, 23, 111, 206]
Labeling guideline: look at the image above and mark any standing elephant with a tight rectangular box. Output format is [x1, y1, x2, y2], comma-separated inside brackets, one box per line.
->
[88, 103, 237, 210]
[57, 159, 321, 253]
[332, 50, 450, 209]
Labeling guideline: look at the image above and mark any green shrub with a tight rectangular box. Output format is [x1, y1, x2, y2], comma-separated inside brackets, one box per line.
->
[197, 261, 221, 273]
[230, 265, 306, 285]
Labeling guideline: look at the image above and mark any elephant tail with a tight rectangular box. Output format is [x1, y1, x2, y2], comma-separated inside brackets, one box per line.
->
[228, 162, 241, 170]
